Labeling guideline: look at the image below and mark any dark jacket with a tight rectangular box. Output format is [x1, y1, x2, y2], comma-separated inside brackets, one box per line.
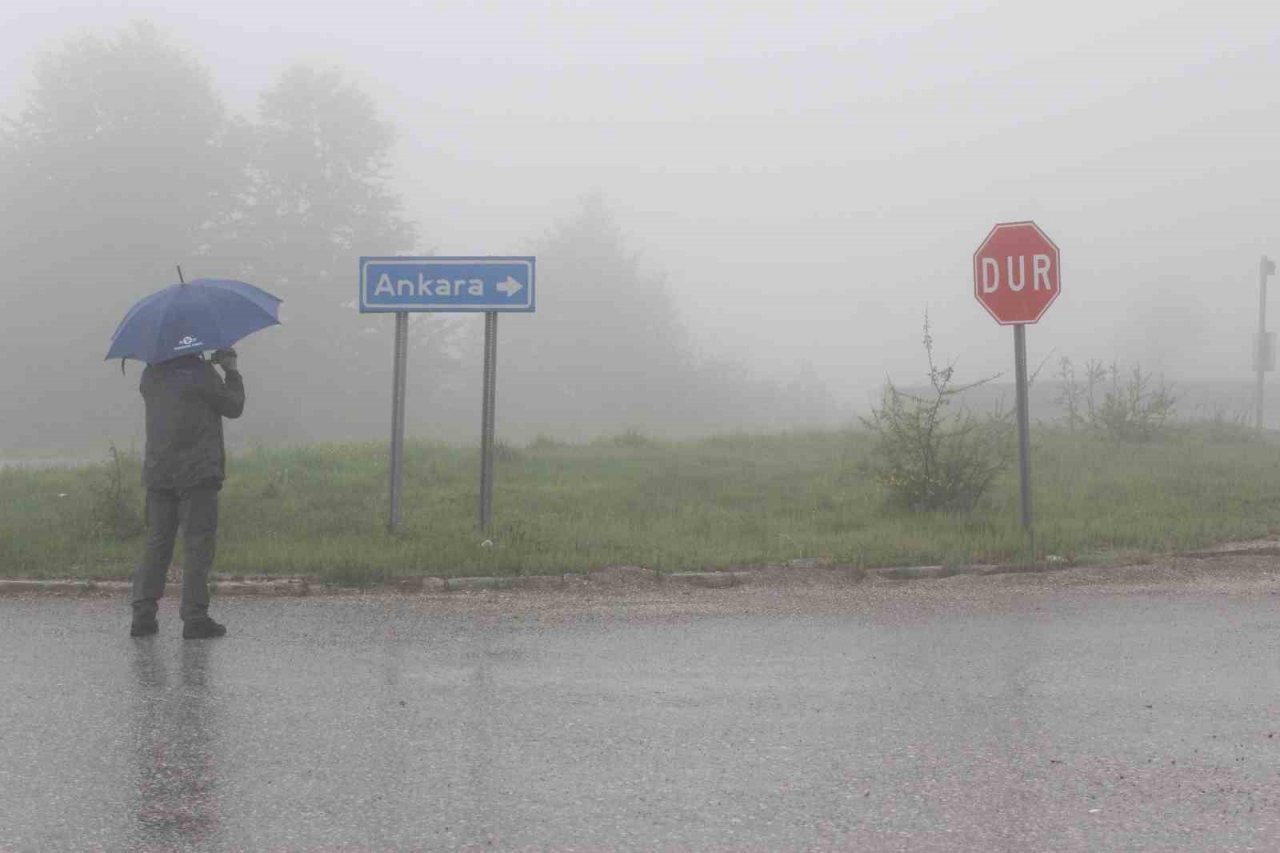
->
[140, 354, 245, 490]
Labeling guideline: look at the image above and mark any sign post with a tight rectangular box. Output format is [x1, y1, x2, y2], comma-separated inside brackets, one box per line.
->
[480, 311, 498, 531]
[360, 257, 536, 533]
[1013, 324, 1032, 537]
[973, 221, 1061, 556]
[1256, 256, 1276, 430]
[388, 311, 408, 532]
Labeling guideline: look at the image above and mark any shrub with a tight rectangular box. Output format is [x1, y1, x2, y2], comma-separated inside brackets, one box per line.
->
[1055, 358, 1176, 442]
[528, 434, 567, 451]
[1180, 404, 1256, 445]
[492, 441, 523, 463]
[862, 318, 1013, 512]
[607, 429, 658, 449]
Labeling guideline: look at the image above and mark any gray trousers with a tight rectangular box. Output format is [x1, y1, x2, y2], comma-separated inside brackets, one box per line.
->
[130, 485, 220, 622]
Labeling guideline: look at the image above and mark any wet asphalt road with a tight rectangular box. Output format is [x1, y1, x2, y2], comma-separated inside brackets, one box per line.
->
[2, 559, 1279, 852]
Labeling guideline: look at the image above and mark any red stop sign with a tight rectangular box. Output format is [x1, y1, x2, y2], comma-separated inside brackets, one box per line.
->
[973, 221, 1061, 325]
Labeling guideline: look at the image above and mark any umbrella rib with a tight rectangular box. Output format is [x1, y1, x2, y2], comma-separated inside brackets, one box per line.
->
[199, 285, 228, 351]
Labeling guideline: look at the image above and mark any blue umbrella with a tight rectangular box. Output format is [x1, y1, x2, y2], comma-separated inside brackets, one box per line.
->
[106, 278, 282, 364]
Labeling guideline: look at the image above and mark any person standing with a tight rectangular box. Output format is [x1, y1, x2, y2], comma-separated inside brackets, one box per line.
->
[129, 348, 244, 639]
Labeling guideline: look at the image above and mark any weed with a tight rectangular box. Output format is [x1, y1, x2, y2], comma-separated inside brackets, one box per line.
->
[88, 444, 144, 540]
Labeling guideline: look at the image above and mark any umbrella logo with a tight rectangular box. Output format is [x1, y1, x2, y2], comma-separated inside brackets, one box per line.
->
[105, 278, 282, 364]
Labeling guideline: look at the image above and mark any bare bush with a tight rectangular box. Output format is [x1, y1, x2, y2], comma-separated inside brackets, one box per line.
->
[863, 319, 1013, 512]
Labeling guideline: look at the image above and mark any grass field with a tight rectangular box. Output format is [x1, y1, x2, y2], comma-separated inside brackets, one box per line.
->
[3, 424, 1279, 585]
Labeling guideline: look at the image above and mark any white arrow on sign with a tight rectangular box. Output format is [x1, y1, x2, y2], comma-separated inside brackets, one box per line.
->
[496, 276, 523, 297]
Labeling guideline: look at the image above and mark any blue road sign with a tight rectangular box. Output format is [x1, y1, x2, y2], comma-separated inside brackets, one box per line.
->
[359, 257, 535, 313]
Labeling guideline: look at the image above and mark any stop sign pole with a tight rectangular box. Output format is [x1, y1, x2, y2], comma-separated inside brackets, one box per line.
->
[973, 221, 1061, 556]
[1012, 325, 1032, 547]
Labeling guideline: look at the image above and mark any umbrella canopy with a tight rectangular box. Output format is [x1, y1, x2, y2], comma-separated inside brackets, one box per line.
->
[105, 278, 282, 364]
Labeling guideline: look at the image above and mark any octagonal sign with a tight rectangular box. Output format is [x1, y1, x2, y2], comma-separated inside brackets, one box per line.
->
[973, 221, 1061, 325]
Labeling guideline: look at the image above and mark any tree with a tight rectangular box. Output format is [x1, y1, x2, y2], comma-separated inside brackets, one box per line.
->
[0, 30, 427, 450]
[215, 65, 422, 441]
[495, 195, 699, 437]
[0, 23, 240, 449]
[486, 194, 836, 440]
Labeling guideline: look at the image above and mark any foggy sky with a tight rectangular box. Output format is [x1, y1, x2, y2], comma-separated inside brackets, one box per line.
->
[4, 0, 1278, 411]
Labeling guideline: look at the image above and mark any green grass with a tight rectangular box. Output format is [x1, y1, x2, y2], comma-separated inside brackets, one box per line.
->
[4, 424, 1280, 585]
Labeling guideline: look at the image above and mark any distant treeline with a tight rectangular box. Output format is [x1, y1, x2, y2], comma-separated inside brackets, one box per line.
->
[0, 23, 832, 453]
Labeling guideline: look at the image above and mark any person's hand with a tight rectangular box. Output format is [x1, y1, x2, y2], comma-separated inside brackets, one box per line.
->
[212, 348, 238, 373]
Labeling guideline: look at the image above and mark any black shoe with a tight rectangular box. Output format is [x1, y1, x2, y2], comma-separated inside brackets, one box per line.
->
[182, 617, 227, 639]
[130, 617, 159, 637]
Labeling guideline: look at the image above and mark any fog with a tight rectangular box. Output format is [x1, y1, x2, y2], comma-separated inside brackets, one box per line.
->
[3, 0, 1278, 452]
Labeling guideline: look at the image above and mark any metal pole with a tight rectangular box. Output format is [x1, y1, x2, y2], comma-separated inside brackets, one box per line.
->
[1013, 323, 1034, 557]
[388, 311, 409, 533]
[1257, 256, 1272, 430]
[479, 311, 498, 532]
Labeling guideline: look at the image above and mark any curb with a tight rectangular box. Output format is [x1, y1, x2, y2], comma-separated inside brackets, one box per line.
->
[666, 571, 738, 588]
[1181, 545, 1280, 560]
[0, 566, 1003, 597]
[444, 576, 511, 592]
[871, 561, 1074, 581]
[210, 579, 312, 596]
[1, 545, 1270, 599]
[0, 579, 127, 596]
